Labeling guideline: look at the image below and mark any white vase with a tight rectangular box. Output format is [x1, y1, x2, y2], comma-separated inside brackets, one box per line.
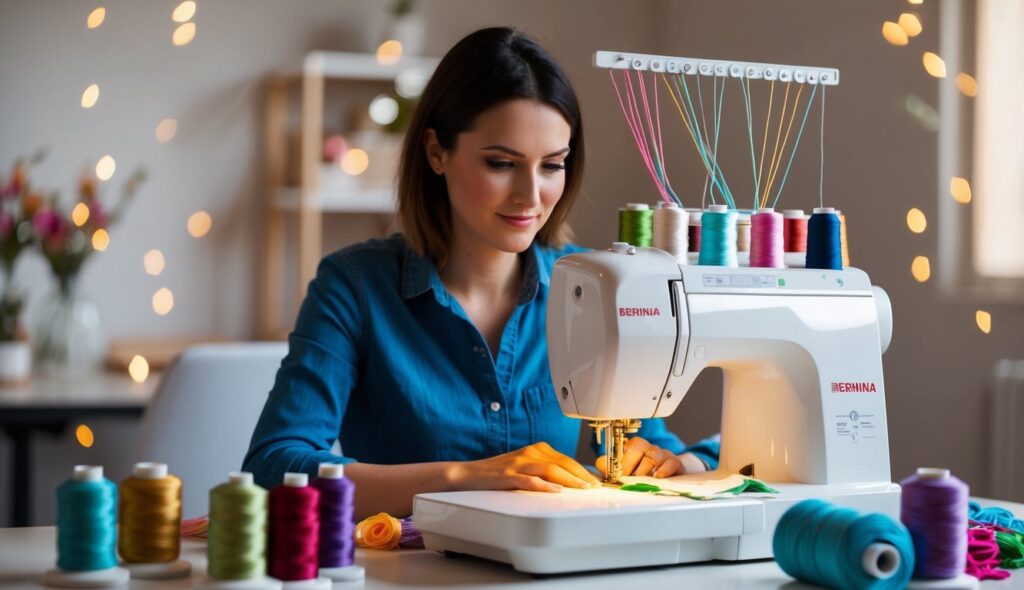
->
[32, 286, 106, 375]
[0, 340, 31, 384]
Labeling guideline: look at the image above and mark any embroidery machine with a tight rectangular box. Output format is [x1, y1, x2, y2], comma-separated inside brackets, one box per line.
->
[413, 245, 897, 574]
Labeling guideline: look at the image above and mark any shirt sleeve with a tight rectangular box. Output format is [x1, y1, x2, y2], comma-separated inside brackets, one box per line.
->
[242, 253, 364, 488]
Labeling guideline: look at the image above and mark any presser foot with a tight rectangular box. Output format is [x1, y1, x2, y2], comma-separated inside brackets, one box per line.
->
[590, 418, 641, 488]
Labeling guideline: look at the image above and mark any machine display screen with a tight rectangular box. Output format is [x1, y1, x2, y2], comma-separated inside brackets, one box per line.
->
[702, 274, 777, 288]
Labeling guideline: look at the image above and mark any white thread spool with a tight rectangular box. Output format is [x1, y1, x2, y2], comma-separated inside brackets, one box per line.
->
[652, 202, 688, 262]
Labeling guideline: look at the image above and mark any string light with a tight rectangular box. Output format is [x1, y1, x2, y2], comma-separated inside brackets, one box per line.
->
[87, 7, 106, 29]
[128, 355, 150, 383]
[976, 310, 992, 334]
[950, 177, 972, 203]
[369, 95, 399, 125]
[144, 249, 165, 275]
[882, 22, 909, 46]
[923, 52, 947, 78]
[898, 13, 922, 37]
[906, 208, 927, 233]
[81, 84, 100, 109]
[173, 22, 196, 46]
[955, 73, 978, 97]
[75, 424, 95, 448]
[72, 203, 91, 227]
[911, 256, 931, 282]
[187, 211, 212, 237]
[376, 40, 402, 65]
[908, 0, 923, 4]
[172, 1, 196, 23]
[152, 288, 174, 316]
[155, 118, 177, 143]
[96, 155, 116, 181]
[92, 228, 110, 251]
[341, 149, 369, 175]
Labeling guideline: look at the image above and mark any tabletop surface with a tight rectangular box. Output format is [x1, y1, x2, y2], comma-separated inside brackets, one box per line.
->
[1, 499, 1022, 590]
[0, 371, 157, 410]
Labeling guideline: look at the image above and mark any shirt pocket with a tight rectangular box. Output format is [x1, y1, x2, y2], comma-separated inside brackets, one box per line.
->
[522, 383, 580, 457]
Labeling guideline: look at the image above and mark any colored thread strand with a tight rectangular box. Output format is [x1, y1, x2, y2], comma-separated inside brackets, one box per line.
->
[355, 513, 403, 550]
[312, 471, 357, 568]
[770, 82, 819, 209]
[207, 474, 268, 580]
[698, 207, 738, 267]
[900, 468, 968, 580]
[664, 74, 735, 208]
[56, 469, 119, 571]
[609, 70, 672, 204]
[773, 499, 915, 590]
[969, 501, 1024, 535]
[819, 84, 826, 208]
[806, 209, 842, 270]
[678, 72, 736, 208]
[995, 529, 1024, 569]
[118, 470, 183, 563]
[739, 78, 760, 208]
[618, 204, 653, 247]
[750, 209, 784, 268]
[269, 477, 320, 581]
[762, 83, 801, 209]
[967, 527, 1010, 581]
[757, 80, 775, 203]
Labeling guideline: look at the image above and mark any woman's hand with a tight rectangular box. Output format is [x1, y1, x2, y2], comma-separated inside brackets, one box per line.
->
[444, 442, 601, 493]
[595, 436, 707, 478]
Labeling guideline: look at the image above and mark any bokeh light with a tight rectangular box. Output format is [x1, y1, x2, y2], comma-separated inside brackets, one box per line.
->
[882, 22, 908, 46]
[91, 228, 110, 251]
[173, 22, 196, 46]
[76, 424, 95, 448]
[153, 288, 174, 316]
[923, 52, 947, 78]
[172, 1, 196, 23]
[144, 249, 166, 275]
[87, 7, 106, 29]
[96, 155, 116, 181]
[341, 149, 369, 175]
[155, 118, 178, 143]
[72, 203, 91, 227]
[911, 256, 931, 282]
[955, 73, 978, 97]
[81, 84, 100, 109]
[906, 208, 927, 233]
[129, 355, 150, 383]
[376, 40, 402, 65]
[976, 310, 992, 334]
[187, 211, 212, 238]
[950, 177, 972, 204]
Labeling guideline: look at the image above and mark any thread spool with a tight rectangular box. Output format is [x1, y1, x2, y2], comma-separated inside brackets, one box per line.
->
[837, 210, 851, 267]
[773, 498, 914, 590]
[783, 209, 808, 252]
[118, 462, 191, 579]
[269, 473, 330, 590]
[805, 207, 843, 270]
[697, 205, 738, 267]
[195, 472, 281, 590]
[651, 202, 688, 262]
[735, 212, 752, 253]
[617, 203, 653, 247]
[312, 464, 364, 582]
[686, 209, 702, 253]
[44, 465, 130, 588]
[901, 468, 977, 589]
[749, 209, 784, 268]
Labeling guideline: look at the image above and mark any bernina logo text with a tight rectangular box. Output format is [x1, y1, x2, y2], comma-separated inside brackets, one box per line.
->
[831, 382, 878, 393]
[619, 307, 661, 317]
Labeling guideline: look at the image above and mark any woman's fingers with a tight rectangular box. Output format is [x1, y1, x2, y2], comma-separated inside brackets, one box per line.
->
[520, 461, 594, 489]
[530, 442, 600, 484]
[506, 474, 562, 493]
[620, 436, 653, 475]
[653, 454, 684, 478]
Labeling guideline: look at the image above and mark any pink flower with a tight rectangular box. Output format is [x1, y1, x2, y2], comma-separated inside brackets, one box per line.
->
[88, 200, 109, 229]
[0, 212, 13, 239]
[32, 208, 68, 247]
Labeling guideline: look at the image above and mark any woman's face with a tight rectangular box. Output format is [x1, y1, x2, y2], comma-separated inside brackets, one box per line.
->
[426, 99, 572, 255]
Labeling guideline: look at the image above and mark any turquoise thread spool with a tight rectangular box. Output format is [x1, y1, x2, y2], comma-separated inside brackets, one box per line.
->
[618, 203, 654, 247]
[806, 206, 843, 270]
[698, 204, 738, 267]
[773, 499, 914, 590]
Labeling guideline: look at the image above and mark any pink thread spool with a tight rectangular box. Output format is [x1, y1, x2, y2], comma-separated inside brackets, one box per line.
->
[750, 209, 785, 268]
[783, 209, 808, 253]
[686, 208, 702, 253]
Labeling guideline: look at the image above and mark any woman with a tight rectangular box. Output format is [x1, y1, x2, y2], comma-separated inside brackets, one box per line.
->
[244, 27, 719, 519]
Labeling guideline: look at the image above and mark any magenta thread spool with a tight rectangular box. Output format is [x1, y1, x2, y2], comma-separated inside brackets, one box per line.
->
[783, 209, 808, 253]
[749, 209, 785, 268]
[900, 468, 969, 581]
[686, 208, 702, 253]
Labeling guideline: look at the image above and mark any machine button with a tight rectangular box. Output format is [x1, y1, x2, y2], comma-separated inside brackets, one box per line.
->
[694, 346, 706, 360]
[489, 401, 501, 412]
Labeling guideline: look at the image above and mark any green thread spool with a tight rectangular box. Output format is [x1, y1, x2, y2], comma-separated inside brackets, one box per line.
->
[618, 203, 653, 247]
[207, 472, 269, 581]
[698, 205, 739, 267]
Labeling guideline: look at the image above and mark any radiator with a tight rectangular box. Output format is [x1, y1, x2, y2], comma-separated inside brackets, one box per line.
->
[990, 359, 1024, 502]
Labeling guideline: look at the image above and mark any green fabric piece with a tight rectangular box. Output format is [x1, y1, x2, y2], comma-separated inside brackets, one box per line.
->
[720, 479, 780, 495]
[620, 477, 778, 501]
[996, 530, 1024, 569]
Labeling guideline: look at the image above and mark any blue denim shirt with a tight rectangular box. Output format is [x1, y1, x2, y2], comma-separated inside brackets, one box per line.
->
[243, 235, 720, 488]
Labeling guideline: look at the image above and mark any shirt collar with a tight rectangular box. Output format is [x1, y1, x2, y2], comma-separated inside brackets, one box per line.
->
[401, 240, 548, 305]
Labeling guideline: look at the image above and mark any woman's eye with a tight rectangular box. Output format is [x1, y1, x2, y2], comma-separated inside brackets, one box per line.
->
[543, 162, 566, 172]
[486, 159, 514, 170]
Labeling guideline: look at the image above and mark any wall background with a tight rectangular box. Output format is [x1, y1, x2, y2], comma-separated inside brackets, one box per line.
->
[0, 0, 1020, 526]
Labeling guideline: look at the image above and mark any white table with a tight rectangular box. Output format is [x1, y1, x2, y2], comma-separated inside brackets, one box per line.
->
[0, 372, 157, 526]
[1, 504, 1022, 590]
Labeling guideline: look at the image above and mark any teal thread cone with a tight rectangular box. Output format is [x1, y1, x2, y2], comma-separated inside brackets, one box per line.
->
[698, 206, 738, 267]
[773, 499, 914, 590]
[56, 467, 119, 571]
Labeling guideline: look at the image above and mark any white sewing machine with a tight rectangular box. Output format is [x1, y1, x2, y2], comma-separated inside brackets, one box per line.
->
[413, 244, 898, 574]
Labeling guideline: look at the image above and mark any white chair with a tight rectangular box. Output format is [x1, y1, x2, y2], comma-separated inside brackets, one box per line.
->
[135, 342, 287, 517]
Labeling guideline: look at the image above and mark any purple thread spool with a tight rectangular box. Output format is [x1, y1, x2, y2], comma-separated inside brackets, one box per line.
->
[750, 209, 784, 268]
[900, 467, 969, 580]
[313, 463, 364, 582]
[686, 208, 702, 253]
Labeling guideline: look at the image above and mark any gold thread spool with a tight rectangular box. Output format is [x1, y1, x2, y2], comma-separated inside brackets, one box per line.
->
[838, 211, 850, 267]
[118, 462, 182, 563]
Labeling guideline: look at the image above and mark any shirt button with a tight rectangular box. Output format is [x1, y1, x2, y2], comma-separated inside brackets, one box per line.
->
[489, 401, 501, 412]
[473, 345, 484, 354]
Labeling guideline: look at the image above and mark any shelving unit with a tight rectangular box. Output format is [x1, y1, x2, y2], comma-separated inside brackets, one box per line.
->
[260, 51, 438, 339]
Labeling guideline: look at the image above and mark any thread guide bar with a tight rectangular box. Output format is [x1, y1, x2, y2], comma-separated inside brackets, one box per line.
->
[594, 50, 840, 85]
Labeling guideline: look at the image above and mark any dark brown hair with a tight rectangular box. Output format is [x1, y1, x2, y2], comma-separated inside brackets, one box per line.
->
[397, 27, 585, 267]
